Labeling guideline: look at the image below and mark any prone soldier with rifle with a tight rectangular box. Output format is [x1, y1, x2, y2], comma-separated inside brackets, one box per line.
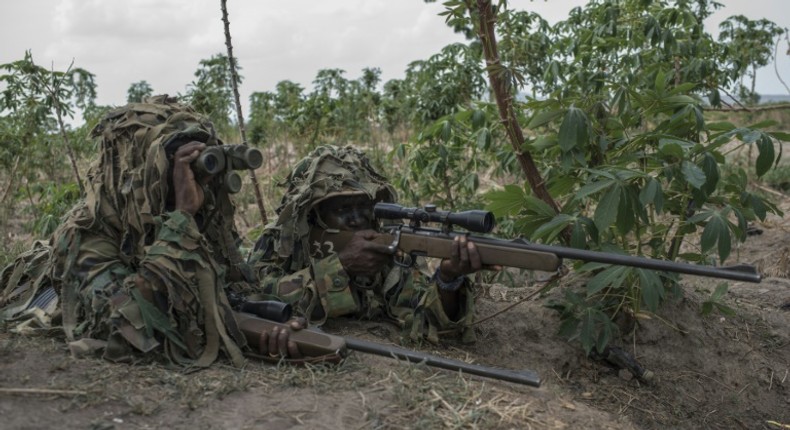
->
[245, 145, 761, 384]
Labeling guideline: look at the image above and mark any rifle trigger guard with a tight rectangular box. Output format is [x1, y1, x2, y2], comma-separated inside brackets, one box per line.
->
[386, 228, 402, 254]
[386, 228, 413, 268]
[394, 252, 414, 268]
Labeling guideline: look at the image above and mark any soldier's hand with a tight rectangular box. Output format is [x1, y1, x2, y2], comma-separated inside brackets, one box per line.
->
[438, 235, 500, 281]
[258, 317, 307, 359]
[172, 141, 207, 216]
[338, 229, 394, 276]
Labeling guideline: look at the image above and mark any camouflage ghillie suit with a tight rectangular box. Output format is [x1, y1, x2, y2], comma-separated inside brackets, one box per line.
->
[249, 146, 476, 343]
[0, 96, 250, 367]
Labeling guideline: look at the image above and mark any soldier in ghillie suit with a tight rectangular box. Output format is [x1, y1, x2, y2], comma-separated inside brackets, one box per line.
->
[0, 95, 282, 366]
[249, 146, 489, 345]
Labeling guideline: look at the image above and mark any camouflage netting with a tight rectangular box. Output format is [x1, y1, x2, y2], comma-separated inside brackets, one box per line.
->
[1, 95, 249, 367]
[250, 146, 476, 343]
[270, 145, 397, 272]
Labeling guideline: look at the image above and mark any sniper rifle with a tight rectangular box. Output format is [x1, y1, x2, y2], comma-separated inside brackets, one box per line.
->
[308, 203, 762, 284]
[231, 300, 542, 387]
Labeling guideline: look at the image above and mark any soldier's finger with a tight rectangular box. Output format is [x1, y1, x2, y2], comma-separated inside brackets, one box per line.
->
[259, 332, 270, 355]
[175, 142, 205, 161]
[459, 236, 470, 267]
[268, 326, 280, 356]
[367, 241, 395, 255]
[358, 229, 379, 241]
[277, 328, 290, 357]
[287, 340, 303, 359]
[451, 236, 461, 263]
[467, 241, 482, 271]
[289, 317, 307, 331]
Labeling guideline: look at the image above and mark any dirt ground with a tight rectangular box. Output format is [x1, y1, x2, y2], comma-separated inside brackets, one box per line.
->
[1, 207, 788, 430]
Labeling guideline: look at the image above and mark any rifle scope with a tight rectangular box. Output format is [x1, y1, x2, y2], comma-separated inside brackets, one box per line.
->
[191, 145, 264, 194]
[374, 203, 495, 233]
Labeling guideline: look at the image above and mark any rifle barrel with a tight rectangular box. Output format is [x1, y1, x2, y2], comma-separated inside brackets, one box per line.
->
[344, 336, 541, 387]
[470, 236, 762, 283]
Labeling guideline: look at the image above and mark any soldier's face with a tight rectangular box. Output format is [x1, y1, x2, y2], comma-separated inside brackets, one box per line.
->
[316, 195, 375, 231]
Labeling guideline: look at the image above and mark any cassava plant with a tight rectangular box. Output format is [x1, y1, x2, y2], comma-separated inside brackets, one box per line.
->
[426, 0, 787, 355]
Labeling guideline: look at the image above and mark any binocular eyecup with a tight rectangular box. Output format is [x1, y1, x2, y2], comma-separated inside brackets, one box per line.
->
[191, 145, 264, 194]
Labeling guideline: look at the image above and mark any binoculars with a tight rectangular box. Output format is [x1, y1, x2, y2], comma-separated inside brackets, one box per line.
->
[192, 145, 263, 194]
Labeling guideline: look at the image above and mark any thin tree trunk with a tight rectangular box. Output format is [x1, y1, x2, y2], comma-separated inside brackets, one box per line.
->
[50, 92, 84, 196]
[470, 0, 567, 242]
[220, 0, 268, 225]
[774, 35, 790, 96]
[1, 156, 20, 204]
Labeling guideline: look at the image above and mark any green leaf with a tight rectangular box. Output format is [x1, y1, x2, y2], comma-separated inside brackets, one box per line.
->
[767, 131, 790, 141]
[639, 177, 658, 205]
[700, 215, 724, 254]
[471, 109, 486, 129]
[570, 220, 587, 249]
[529, 134, 557, 151]
[740, 129, 761, 143]
[549, 175, 577, 196]
[706, 121, 735, 131]
[594, 185, 621, 231]
[637, 269, 664, 312]
[476, 128, 491, 150]
[700, 153, 720, 195]
[747, 119, 778, 129]
[681, 161, 706, 189]
[587, 266, 628, 296]
[710, 282, 729, 301]
[658, 142, 684, 158]
[440, 121, 451, 141]
[718, 221, 732, 262]
[595, 312, 614, 354]
[558, 107, 589, 152]
[532, 214, 574, 242]
[662, 95, 696, 105]
[616, 187, 634, 235]
[714, 302, 736, 316]
[755, 135, 775, 177]
[577, 178, 614, 200]
[655, 69, 667, 94]
[485, 184, 526, 217]
[669, 82, 697, 95]
[528, 109, 564, 128]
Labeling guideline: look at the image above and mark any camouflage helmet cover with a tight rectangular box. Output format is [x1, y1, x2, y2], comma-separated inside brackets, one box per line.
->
[78, 94, 237, 261]
[272, 145, 397, 267]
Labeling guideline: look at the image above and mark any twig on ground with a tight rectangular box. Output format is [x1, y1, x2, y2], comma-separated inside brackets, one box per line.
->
[0, 387, 87, 396]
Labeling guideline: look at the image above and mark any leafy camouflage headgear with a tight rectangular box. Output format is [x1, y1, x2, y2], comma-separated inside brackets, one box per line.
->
[71, 95, 241, 268]
[272, 145, 397, 270]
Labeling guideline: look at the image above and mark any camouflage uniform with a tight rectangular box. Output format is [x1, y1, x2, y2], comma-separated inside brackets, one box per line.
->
[0, 96, 250, 367]
[249, 146, 476, 343]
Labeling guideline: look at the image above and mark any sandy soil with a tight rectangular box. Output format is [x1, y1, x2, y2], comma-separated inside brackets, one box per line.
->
[0, 209, 788, 430]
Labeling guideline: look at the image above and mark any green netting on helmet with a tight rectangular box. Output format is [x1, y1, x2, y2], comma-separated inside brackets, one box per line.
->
[272, 145, 397, 271]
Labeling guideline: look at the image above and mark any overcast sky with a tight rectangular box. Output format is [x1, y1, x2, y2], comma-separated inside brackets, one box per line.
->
[1, 0, 788, 117]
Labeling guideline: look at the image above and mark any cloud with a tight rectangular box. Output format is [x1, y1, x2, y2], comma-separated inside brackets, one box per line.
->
[2, 0, 788, 112]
